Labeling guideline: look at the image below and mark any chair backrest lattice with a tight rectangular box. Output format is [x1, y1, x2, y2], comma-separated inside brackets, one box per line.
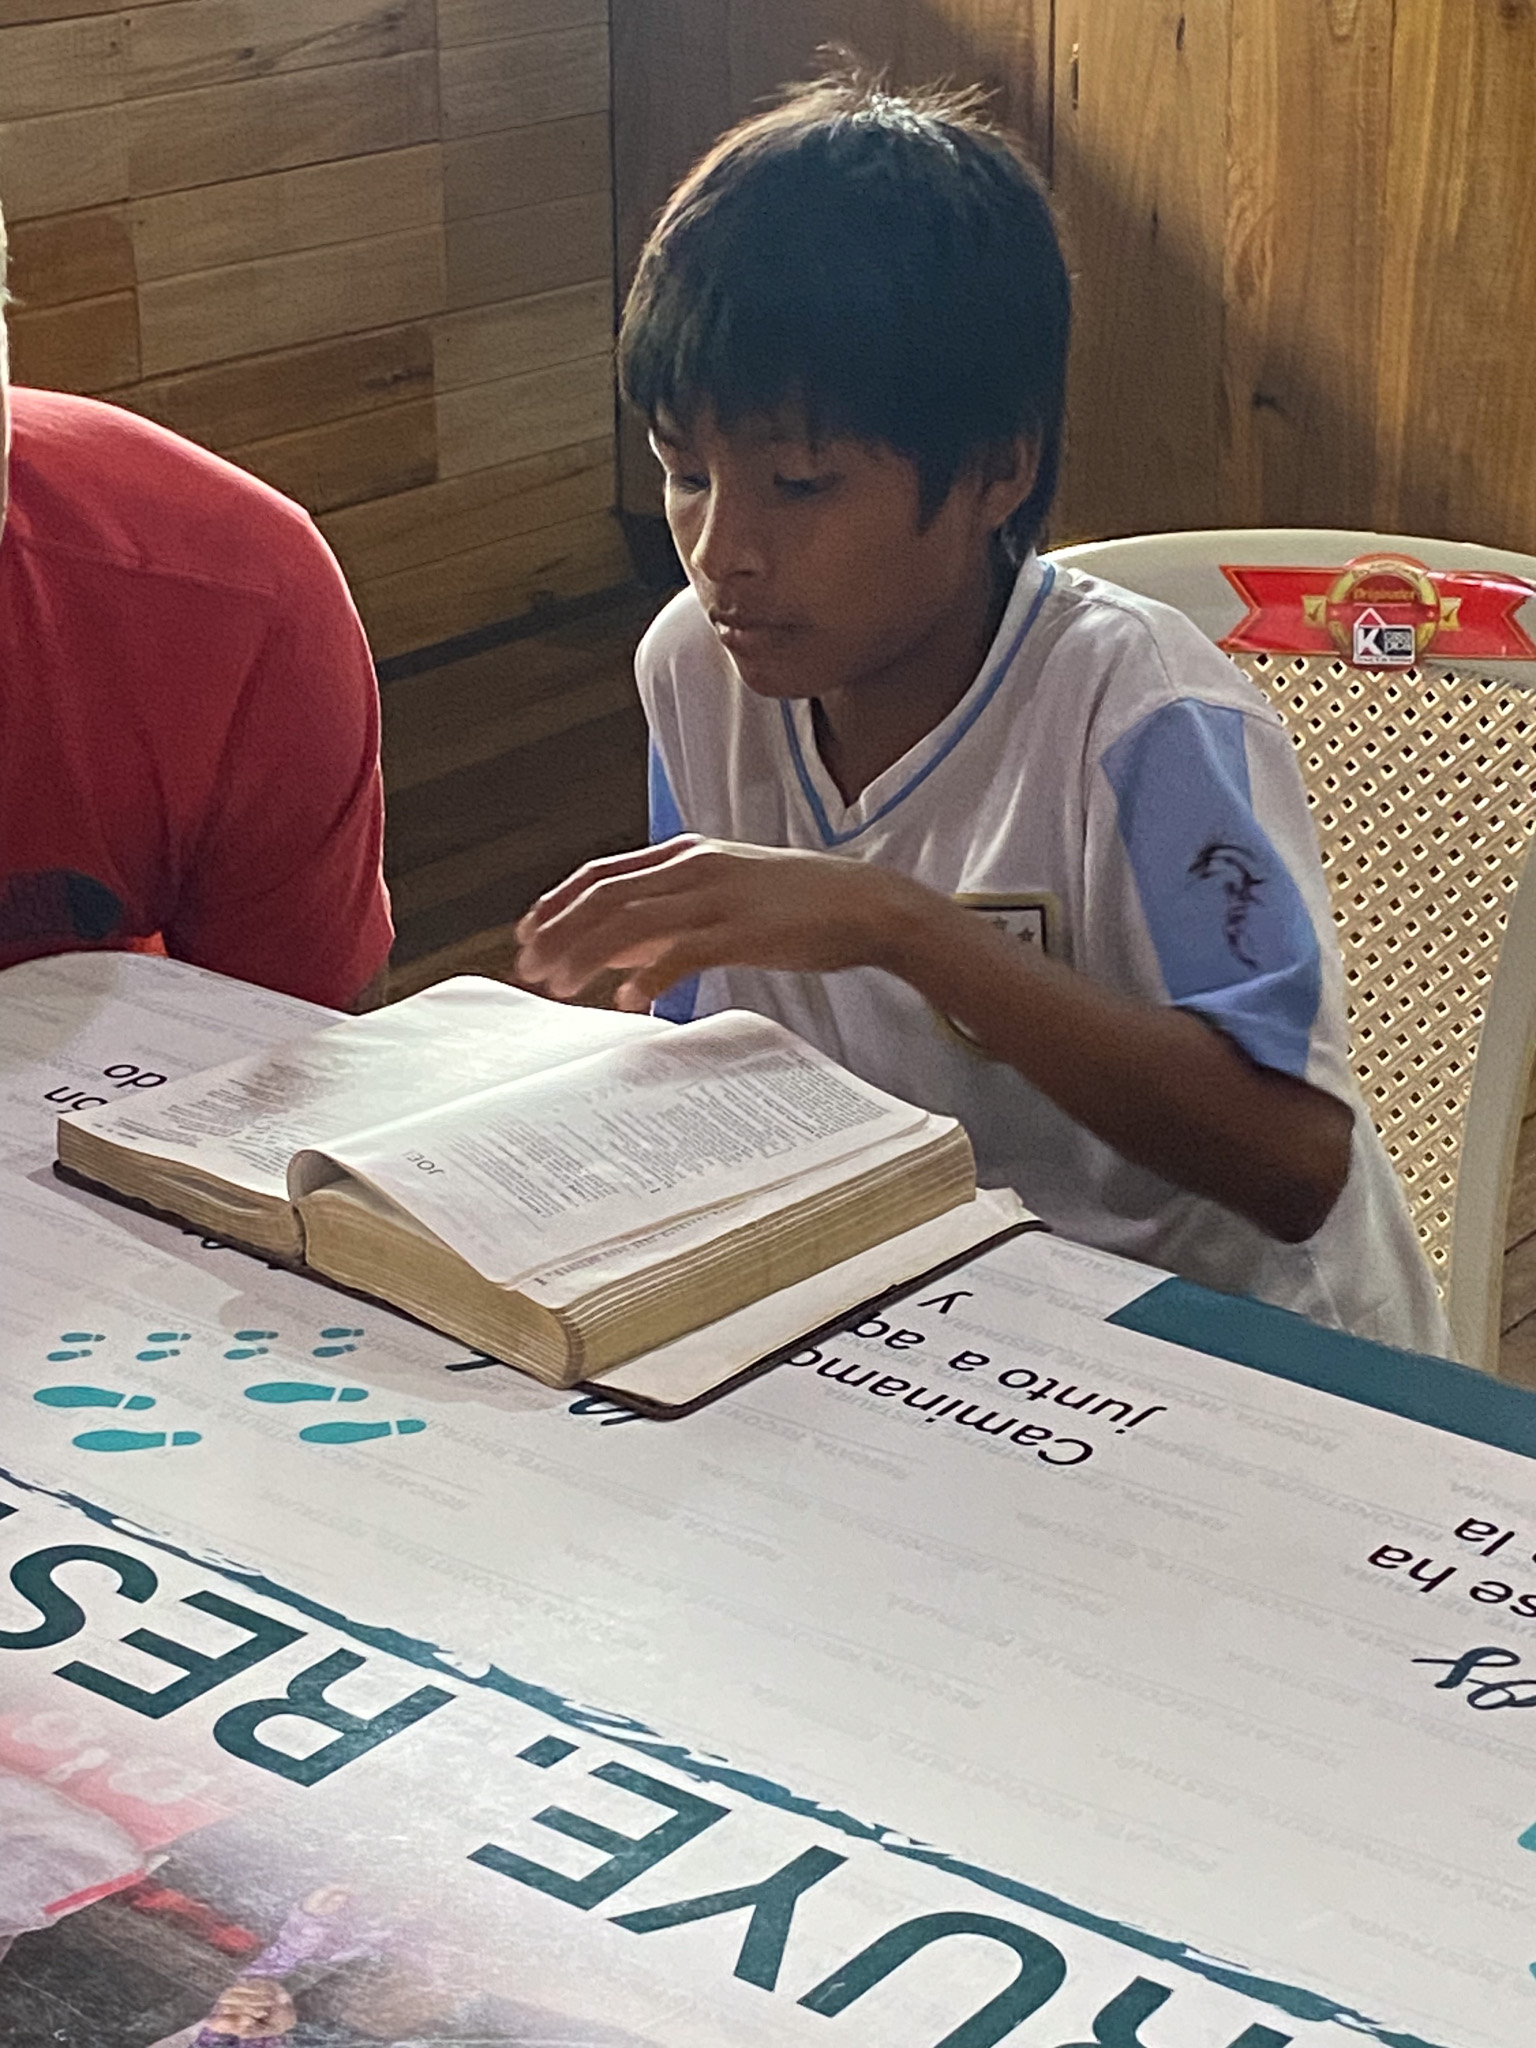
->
[1231, 650, 1536, 1283]
[1046, 528, 1536, 1370]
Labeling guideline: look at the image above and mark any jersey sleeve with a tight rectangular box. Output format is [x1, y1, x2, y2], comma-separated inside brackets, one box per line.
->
[636, 598, 705, 1023]
[1089, 683, 1356, 1105]
[648, 736, 687, 844]
[162, 524, 392, 1008]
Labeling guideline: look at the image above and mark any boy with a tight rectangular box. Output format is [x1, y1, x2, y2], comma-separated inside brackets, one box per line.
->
[517, 70, 1449, 1355]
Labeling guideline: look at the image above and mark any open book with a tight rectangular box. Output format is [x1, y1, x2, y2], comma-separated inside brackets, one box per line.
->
[55, 979, 1028, 1403]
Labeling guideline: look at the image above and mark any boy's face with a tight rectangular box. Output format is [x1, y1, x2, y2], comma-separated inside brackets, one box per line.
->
[651, 409, 1031, 707]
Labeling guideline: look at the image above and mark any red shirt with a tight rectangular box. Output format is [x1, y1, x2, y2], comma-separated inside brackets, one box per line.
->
[0, 389, 392, 1006]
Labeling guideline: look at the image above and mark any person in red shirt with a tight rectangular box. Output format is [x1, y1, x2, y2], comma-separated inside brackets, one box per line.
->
[0, 203, 392, 1011]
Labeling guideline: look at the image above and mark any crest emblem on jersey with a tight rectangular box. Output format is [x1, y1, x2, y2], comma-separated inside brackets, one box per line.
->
[1218, 553, 1536, 669]
[955, 891, 1059, 956]
[938, 894, 1061, 1052]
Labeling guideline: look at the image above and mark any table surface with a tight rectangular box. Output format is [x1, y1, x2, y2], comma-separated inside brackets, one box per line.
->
[0, 951, 1533, 2048]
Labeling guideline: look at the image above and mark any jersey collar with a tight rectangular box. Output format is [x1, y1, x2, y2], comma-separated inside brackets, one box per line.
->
[779, 553, 1056, 847]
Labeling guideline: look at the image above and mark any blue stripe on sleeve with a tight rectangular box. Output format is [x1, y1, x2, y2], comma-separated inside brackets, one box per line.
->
[645, 741, 699, 1023]
[648, 740, 685, 843]
[1100, 700, 1321, 1077]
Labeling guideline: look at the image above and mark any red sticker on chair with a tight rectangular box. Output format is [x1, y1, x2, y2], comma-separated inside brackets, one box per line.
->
[1219, 554, 1536, 667]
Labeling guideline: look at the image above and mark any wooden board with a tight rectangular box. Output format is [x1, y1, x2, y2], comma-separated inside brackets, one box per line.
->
[436, 353, 614, 476]
[386, 701, 647, 918]
[1377, 0, 1536, 554]
[439, 22, 609, 138]
[4, 203, 133, 306]
[723, 1, 1052, 151]
[433, 280, 611, 391]
[438, 0, 607, 42]
[122, 0, 436, 100]
[442, 112, 610, 219]
[120, 324, 435, 451]
[0, 104, 128, 219]
[445, 190, 610, 309]
[130, 146, 443, 282]
[124, 50, 439, 197]
[353, 504, 631, 655]
[321, 434, 614, 587]
[223, 393, 438, 516]
[7, 288, 137, 390]
[0, 0, 118, 23]
[1221, 0, 1393, 530]
[382, 593, 651, 775]
[138, 224, 446, 376]
[0, 14, 121, 122]
[386, 659, 636, 796]
[611, 0, 731, 312]
[1051, 0, 1229, 542]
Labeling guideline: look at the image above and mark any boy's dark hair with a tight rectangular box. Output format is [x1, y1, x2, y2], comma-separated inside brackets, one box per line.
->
[619, 63, 1071, 559]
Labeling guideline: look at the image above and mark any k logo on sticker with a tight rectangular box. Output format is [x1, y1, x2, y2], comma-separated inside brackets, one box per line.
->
[1351, 608, 1417, 668]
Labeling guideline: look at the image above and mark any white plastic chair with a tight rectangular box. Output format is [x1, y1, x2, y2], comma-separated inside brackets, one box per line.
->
[1045, 529, 1536, 1372]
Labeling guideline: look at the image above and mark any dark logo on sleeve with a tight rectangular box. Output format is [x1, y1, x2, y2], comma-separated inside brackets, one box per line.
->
[1189, 842, 1264, 969]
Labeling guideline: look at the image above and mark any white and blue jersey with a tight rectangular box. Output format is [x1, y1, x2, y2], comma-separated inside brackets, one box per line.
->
[639, 552, 1450, 1355]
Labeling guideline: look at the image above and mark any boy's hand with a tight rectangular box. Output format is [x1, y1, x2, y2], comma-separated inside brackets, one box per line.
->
[515, 835, 935, 1010]
[518, 834, 1352, 1243]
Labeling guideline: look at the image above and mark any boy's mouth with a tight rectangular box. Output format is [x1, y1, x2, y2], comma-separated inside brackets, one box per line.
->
[710, 612, 799, 649]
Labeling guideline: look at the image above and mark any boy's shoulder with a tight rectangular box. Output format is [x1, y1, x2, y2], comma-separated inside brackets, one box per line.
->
[636, 585, 724, 694]
[1036, 562, 1285, 736]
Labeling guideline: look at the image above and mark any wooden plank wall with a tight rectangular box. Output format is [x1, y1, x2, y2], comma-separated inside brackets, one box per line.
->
[0, 0, 634, 660]
[613, 0, 1536, 556]
[1054, 0, 1536, 550]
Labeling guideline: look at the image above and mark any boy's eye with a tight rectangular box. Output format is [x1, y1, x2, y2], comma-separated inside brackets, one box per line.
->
[665, 470, 709, 495]
[774, 474, 833, 500]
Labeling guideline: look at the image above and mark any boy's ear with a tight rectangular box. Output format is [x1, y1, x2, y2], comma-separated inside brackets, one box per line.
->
[977, 437, 1039, 532]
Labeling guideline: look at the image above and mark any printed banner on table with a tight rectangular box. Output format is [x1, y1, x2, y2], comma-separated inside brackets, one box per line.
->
[3, 954, 1536, 2046]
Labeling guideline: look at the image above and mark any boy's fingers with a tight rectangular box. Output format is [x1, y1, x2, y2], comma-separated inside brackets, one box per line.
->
[613, 929, 737, 1010]
[519, 837, 705, 934]
[520, 884, 720, 994]
[523, 854, 748, 964]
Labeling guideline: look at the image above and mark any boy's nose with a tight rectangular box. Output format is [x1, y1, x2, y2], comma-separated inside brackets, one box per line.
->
[689, 490, 766, 582]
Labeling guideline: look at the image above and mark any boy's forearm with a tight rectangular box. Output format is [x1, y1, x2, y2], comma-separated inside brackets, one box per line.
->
[875, 887, 1353, 1242]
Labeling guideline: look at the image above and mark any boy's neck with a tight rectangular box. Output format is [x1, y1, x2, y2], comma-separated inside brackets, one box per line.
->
[812, 550, 1016, 805]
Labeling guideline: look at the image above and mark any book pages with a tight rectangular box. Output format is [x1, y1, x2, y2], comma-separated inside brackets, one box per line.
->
[294, 1010, 946, 1288]
[60, 977, 668, 1201]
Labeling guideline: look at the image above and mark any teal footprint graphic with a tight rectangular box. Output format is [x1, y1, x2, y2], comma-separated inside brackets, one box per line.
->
[313, 1325, 365, 1358]
[244, 1381, 369, 1405]
[137, 1329, 190, 1361]
[35, 1386, 155, 1412]
[40, 1337, 199, 1451]
[72, 1428, 202, 1452]
[47, 1332, 105, 1362]
[241, 1376, 424, 1444]
[301, 1418, 426, 1444]
[37, 1333, 427, 1453]
[225, 1326, 279, 1360]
